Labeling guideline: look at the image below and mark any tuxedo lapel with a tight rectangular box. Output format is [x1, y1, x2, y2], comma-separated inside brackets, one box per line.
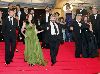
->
[92, 14, 95, 20]
[96, 14, 99, 20]
[7, 18, 12, 26]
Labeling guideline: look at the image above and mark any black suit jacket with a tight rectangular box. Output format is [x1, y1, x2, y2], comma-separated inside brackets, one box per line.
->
[41, 13, 51, 29]
[21, 12, 27, 21]
[2, 16, 18, 37]
[71, 20, 82, 41]
[76, 9, 88, 16]
[46, 22, 61, 42]
[89, 14, 100, 31]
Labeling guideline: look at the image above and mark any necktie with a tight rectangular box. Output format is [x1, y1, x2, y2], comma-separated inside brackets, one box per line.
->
[53, 22, 58, 35]
[10, 17, 12, 25]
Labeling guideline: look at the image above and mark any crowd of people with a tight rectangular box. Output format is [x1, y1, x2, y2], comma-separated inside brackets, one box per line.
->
[0, 3, 100, 67]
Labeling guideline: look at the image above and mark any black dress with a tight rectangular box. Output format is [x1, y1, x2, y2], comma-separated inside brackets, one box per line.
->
[81, 23, 98, 58]
[65, 13, 73, 41]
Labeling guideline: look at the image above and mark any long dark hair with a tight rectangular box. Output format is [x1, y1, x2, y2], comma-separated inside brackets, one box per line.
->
[24, 14, 35, 25]
[82, 15, 90, 23]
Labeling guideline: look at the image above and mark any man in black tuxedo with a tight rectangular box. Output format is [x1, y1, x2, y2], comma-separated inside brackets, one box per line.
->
[46, 15, 60, 66]
[70, 14, 82, 58]
[2, 9, 18, 65]
[41, 6, 52, 49]
[29, 8, 37, 25]
[2, 3, 13, 20]
[76, 3, 88, 16]
[89, 6, 100, 48]
[23, 7, 28, 21]
[16, 4, 25, 43]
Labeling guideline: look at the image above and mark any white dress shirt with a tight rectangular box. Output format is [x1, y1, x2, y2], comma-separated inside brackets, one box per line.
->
[76, 20, 82, 33]
[17, 11, 21, 20]
[50, 21, 59, 35]
[46, 12, 49, 22]
[94, 14, 97, 19]
[8, 16, 13, 25]
[80, 9, 83, 12]
[32, 14, 34, 17]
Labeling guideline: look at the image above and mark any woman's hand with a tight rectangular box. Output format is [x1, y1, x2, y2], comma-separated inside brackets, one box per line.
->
[37, 30, 44, 33]
[30, 23, 33, 27]
[89, 22, 93, 32]
[40, 30, 44, 32]
[24, 35, 27, 38]
[70, 27, 73, 31]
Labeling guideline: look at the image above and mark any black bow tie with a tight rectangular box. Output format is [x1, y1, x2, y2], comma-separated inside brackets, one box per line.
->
[10, 16, 13, 18]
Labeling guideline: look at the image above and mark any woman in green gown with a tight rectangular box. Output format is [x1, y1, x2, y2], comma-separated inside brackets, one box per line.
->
[21, 14, 46, 66]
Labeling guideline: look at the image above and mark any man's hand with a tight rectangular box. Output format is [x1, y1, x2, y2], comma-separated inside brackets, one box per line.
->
[70, 27, 73, 31]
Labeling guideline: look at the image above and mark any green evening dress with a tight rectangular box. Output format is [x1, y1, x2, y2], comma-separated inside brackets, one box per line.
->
[24, 24, 46, 66]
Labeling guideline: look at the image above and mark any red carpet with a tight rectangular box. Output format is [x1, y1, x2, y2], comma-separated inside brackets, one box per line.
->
[0, 42, 100, 74]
